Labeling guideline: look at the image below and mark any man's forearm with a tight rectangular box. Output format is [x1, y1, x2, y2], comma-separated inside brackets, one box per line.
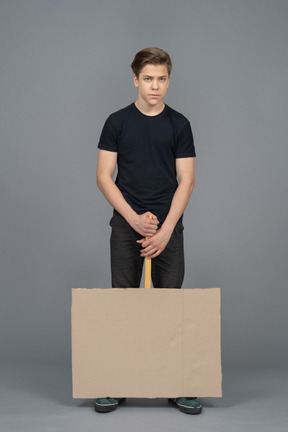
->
[161, 180, 195, 234]
[97, 175, 137, 224]
[97, 175, 159, 237]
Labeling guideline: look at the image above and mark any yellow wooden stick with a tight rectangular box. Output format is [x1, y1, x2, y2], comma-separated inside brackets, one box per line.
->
[145, 215, 153, 289]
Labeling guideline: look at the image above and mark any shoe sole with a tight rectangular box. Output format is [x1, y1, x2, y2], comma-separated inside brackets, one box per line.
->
[94, 398, 126, 413]
[168, 398, 202, 414]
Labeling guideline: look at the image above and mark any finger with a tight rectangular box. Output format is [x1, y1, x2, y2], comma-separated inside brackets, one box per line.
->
[140, 244, 152, 253]
[143, 230, 157, 237]
[150, 214, 159, 223]
[140, 242, 147, 253]
[149, 249, 162, 258]
[148, 217, 159, 225]
[144, 222, 158, 231]
[144, 232, 157, 239]
[140, 247, 153, 254]
[144, 212, 159, 225]
[148, 219, 159, 225]
[140, 246, 157, 256]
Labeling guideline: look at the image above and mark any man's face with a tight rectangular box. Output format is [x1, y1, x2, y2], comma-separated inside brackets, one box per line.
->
[133, 64, 170, 106]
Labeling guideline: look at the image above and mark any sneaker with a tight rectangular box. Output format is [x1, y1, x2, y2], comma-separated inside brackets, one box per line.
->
[168, 397, 202, 414]
[94, 397, 126, 413]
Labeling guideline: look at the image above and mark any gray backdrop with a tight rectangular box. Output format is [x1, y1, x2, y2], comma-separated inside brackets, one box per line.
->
[1, 0, 287, 375]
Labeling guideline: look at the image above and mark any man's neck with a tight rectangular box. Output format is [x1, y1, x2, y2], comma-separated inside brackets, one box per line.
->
[134, 99, 165, 116]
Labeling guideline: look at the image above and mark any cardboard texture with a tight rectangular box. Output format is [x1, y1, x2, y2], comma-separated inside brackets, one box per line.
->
[71, 288, 222, 398]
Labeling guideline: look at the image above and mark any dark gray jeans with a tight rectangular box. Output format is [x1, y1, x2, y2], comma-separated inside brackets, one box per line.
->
[109, 212, 185, 288]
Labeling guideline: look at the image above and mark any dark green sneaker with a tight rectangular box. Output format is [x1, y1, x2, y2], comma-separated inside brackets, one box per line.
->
[94, 397, 126, 413]
[168, 397, 202, 414]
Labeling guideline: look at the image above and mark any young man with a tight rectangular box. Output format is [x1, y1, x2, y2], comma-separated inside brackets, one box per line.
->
[95, 47, 201, 415]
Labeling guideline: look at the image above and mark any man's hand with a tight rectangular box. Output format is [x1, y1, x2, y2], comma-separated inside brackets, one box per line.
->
[129, 212, 159, 237]
[136, 226, 173, 258]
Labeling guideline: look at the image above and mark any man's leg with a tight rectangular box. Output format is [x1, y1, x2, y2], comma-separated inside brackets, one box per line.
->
[151, 219, 202, 414]
[151, 219, 184, 289]
[95, 214, 144, 413]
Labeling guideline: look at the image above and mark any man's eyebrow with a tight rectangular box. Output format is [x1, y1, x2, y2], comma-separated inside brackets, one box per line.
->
[142, 74, 168, 78]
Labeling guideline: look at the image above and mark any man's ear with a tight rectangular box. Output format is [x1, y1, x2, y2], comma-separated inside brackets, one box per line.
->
[133, 74, 139, 88]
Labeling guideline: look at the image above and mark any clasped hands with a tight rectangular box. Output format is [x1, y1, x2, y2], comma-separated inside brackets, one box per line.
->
[131, 212, 172, 259]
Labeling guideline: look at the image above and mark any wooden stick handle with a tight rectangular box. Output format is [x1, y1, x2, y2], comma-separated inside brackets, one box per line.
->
[144, 215, 152, 289]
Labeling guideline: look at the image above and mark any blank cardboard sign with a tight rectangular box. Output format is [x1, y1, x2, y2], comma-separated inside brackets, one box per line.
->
[71, 288, 222, 398]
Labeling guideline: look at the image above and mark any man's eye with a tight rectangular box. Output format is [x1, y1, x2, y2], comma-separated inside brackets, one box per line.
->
[145, 78, 151, 81]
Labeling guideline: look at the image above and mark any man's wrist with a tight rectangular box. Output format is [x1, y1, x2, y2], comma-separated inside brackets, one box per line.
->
[160, 221, 174, 236]
[125, 209, 139, 226]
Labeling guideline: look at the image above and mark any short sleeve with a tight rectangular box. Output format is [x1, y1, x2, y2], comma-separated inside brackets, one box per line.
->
[97, 115, 118, 152]
[175, 121, 196, 158]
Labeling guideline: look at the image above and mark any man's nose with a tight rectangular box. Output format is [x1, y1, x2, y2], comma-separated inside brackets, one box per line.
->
[152, 80, 159, 89]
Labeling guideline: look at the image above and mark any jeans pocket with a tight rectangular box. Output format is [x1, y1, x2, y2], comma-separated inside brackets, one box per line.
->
[109, 214, 115, 227]
[175, 220, 184, 233]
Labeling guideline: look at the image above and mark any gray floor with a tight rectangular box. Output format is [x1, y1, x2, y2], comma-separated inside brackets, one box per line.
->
[0, 361, 287, 432]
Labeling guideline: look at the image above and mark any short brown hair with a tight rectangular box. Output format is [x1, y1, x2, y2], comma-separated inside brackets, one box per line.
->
[131, 47, 172, 78]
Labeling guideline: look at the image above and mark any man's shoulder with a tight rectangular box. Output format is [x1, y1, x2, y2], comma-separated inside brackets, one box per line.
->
[165, 104, 190, 129]
[107, 103, 134, 122]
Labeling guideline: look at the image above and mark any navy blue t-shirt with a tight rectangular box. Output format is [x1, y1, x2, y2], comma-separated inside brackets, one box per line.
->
[97, 102, 196, 223]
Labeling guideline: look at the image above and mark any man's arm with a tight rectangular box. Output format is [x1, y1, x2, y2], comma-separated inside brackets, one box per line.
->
[97, 149, 159, 237]
[137, 157, 195, 258]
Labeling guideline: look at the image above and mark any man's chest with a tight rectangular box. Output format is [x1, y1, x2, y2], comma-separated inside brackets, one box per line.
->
[117, 117, 176, 160]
